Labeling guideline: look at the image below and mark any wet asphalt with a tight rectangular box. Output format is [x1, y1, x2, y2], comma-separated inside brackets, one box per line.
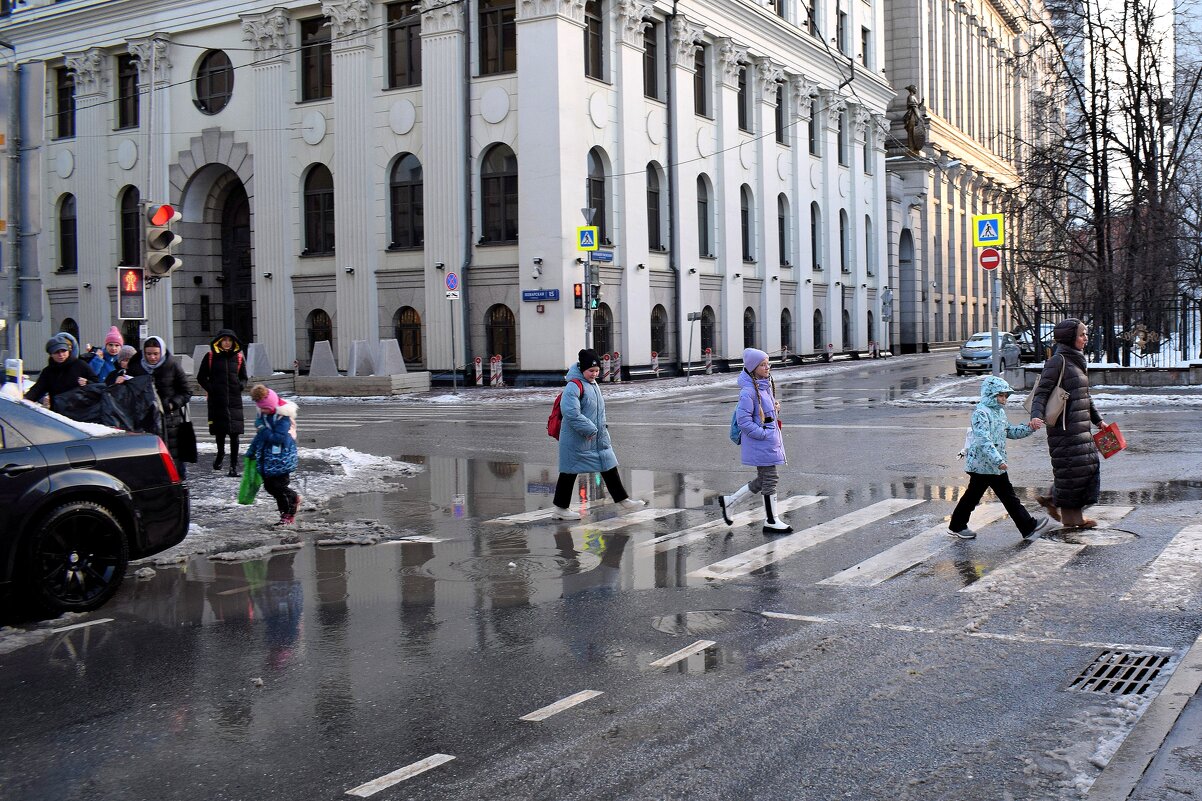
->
[3, 353, 1202, 801]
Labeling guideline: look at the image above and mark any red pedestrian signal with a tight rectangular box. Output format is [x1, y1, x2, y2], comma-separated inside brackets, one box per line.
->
[117, 266, 146, 321]
[574, 283, 584, 309]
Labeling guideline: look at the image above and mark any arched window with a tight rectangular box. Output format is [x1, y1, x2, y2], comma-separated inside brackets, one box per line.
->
[781, 308, 793, 352]
[587, 148, 609, 243]
[697, 175, 713, 257]
[393, 306, 423, 364]
[740, 185, 755, 261]
[777, 193, 790, 266]
[58, 194, 77, 273]
[481, 144, 518, 243]
[737, 66, 752, 132]
[842, 308, 852, 347]
[307, 308, 333, 359]
[700, 305, 716, 354]
[743, 307, 756, 349]
[813, 309, 824, 350]
[59, 318, 79, 341]
[864, 215, 875, 276]
[485, 303, 517, 364]
[479, 0, 516, 75]
[194, 50, 234, 115]
[810, 202, 822, 271]
[303, 164, 335, 255]
[389, 154, 424, 249]
[839, 209, 850, 273]
[646, 163, 664, 251]
[118, 186, 140, 266]
[593, 303, 613, 356]
[584, 0, 604, 80]
[650, 304, 669, 357]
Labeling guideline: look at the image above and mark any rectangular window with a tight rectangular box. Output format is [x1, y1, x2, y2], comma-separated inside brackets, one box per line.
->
[115, 54, 139, 129]
[387, 3, 422, 88]
[775, 85, 786, 145]
[805, 2, 818, 36]
[837, 110, 848, 165]
[584, 0, 603, 80]
[693, 47, 709, 117]
[863, 137, 872, 173]
[643, 22, 659, 99]
[837, 10, 849, 55]
[860, 27, 872, 69]
[776, 0, 788, 19]
[737, 67, 751, 132]
[480, 0, 517, 75]
[55, 68, 76, 139]
[300, 17, 333, 101]
[808, 98, 819, 155]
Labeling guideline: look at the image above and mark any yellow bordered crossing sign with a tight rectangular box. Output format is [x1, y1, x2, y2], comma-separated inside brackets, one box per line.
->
[576, 226, 599, 252]
[972, 214, 1004, 247]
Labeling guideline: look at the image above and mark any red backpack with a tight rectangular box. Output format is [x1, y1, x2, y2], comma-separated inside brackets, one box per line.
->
[547, 379, 585, 439]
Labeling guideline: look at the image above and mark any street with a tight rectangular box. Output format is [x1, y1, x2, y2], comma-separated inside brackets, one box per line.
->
[3, 352, 1202, 801]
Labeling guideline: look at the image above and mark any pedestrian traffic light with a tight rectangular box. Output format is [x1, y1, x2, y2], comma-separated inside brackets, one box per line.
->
[574, 283, 584, 309]
[589, 284, 601, 309]
[117, 266, 146, 320]
[144, 202, 183, 276]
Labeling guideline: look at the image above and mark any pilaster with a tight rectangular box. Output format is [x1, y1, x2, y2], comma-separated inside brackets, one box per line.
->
[715, 38, 748, 357]
[790, 75, 816, 352]
[756, 60, 782, 353]
[820, 89, 845, 349]
[670, 16, 703, 360]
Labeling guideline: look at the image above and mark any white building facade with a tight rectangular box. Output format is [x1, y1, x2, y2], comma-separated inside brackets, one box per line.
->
[4, 0, 894, 379]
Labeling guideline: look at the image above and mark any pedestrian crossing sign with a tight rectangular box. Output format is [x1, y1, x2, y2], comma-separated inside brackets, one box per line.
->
[577, 226, 599, 252]
[972, 214, 1005, 247]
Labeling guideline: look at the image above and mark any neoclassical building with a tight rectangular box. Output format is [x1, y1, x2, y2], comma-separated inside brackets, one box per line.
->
[4, 0, 895, 379]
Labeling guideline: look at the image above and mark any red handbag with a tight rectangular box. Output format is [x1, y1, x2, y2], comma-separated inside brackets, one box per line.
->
[1093, 422, 1127, 459]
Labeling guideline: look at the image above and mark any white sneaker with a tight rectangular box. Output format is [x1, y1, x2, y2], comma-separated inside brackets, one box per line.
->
[618, 498, 646, 510]
[551, 506, 581, 520]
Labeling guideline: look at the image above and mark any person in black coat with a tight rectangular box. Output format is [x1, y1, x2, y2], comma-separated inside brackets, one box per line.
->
[1028, 318, 1106, 528]
[129, 335, 193, 478]
[196, 328, 248, 477]
[24, 333, 99, 408]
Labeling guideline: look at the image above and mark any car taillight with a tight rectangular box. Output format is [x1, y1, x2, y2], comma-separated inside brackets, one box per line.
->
[158, 437, 181, 484]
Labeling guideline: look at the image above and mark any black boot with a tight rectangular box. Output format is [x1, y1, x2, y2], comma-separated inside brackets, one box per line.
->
[213, 453, 224, 471]
[228, 461, 239, 478]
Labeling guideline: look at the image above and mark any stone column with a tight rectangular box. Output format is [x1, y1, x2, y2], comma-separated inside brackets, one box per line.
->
[756, 60, 783, 354]
[715, 39, 747, 358]
[819, 89, 845, 350]
[324, 0, 379, 365]
[241, 10, 295, 368]
[791, 76, 817, 353]
[669, 16, 703, 362]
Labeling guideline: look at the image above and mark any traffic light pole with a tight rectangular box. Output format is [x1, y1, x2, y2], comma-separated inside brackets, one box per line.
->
[584, 250, 592, 350]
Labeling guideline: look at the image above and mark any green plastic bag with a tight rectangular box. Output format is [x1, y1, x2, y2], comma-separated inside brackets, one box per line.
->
[236, 457, 262, 505]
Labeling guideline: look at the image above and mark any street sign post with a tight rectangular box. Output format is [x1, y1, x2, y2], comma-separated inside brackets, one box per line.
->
[445, 271, 459, 392]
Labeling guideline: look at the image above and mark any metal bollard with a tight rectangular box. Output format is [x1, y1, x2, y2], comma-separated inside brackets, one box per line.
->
[601, 353, 611, 382]
[704, 348, 712, 375]
[611, 351, 621, 383]
[651, 351, 660, 377]
[475, 356, 484, 386]
[491, 355, 504, 387]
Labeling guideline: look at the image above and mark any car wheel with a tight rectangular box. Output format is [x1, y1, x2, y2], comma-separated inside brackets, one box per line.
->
[26, 501, 129, 613]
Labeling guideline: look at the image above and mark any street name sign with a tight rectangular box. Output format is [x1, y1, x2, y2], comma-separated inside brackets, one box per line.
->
[521, 289, 561, 302]
[591, 249, 614, 263]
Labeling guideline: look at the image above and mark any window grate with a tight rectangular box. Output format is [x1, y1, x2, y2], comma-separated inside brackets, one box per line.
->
[1068, 650, 1171, 696]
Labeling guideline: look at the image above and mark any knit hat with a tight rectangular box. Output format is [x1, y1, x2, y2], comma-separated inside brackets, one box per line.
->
[255, 388, 281, 413]
[742, 347, 770, 373]
[578, 349, 602, 371]
[118, 345, 137, 362]
[104, 326, 124, 346]
[1054, 318, 1083, 347]
[45, 334, 71, 355]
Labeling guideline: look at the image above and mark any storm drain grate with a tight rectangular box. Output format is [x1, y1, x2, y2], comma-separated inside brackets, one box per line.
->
[1069, 650, 1171, 695]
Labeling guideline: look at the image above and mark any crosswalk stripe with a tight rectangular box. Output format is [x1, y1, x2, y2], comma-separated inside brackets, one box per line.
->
[649, 640, 717, 668]
[688, 498, 924, 581]
[50, 618, 114, 634]
[568, 507, 684, 535]
[1122, 524, 1202, 608]
[637, 495, 826, 553]
[519, 690, 604, 722]
[345, 754, 456, 797]
[486, 499, 616, 525]
[959, 539, 1084, 594]
[819, 504, 1011, 587]
[1087, 505, 1136, 528]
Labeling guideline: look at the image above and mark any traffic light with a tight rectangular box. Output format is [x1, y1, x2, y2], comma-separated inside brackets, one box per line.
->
[117, 267, 146, 320]
[145, 203, 183, 276]
[586, 263, 601, 309]
[589, 284, 601, 309]
[573, 283, 584, 309]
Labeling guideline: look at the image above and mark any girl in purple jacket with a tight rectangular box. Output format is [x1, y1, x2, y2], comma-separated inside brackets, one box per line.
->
[718, 348, 792, 533]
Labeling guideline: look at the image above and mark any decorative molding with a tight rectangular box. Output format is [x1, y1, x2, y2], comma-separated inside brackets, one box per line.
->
[717, 38, 749, 87]
[820, 89, 845, 131]
[322, 0, 372, 40]
[64, 48, 109, 96]
[758, 61, 784, 102]
[128, 36, 172, 83]
[241, 9, 291, 57]
[617, 0, 653, 47]
[854, 106, 872, 139]
[669, 15, 703, 66]
[790, 76, 819, 118]
[518, 0, 587, 24]
[420, 0, 465, 33]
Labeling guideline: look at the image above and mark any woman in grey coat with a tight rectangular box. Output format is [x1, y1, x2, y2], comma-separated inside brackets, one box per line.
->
[1028, 318, 1106, 528]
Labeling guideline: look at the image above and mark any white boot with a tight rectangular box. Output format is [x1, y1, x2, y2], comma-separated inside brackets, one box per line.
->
[552, 505, 581, 520]
[618, 498, 645, 509]
[719, 484, 754, 525]
[762, 494, 793, 534]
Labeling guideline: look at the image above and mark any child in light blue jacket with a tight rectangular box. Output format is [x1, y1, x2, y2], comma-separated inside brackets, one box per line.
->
[949, 375, 1051, 540]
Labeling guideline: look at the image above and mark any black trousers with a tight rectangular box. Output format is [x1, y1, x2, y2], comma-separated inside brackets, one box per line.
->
[553, 468, 628, 508]
[262, 473, 298, 516]
[950, 472, 1035, 534]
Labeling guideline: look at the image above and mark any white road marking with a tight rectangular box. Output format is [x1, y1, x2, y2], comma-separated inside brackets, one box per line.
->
[637, 496, 826, 552]
[649, 640, 717, 668]
[50, 618, 114, 634]
[345, 754, 456, 797]
[486, 499, 615, 525]
[378, 535, 446, 544]
[819, 504, 1010, 587]
[519, 690, 604, 722]
[761, 611, 832, 623]
[688, 499, 924, 580]
[1088, 505, 1136, 528]
[959, 539, 1084, 594]
[568, 508, 684, 535]
[1122, 524, 1202, 608]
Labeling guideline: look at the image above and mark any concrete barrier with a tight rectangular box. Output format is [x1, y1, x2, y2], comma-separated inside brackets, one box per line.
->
[294, 372, 430, 396]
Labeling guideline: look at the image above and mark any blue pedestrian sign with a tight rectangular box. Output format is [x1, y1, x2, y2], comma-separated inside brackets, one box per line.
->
[972, 214, 1005, 247]
[445, 272, 459, 291]
[576, 226, 599, 251]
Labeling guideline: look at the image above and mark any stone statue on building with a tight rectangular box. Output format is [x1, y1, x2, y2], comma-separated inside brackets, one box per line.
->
[902, 85, 928, 153]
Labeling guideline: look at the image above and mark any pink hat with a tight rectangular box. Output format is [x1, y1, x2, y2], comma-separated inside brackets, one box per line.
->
[104, 326, 124, 346]
[255, 388, 281, 413]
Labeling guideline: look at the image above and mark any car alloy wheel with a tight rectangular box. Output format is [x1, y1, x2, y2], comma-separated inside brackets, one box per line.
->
[28, 501, 129, 613]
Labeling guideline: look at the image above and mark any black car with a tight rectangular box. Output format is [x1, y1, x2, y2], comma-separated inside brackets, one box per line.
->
[0, 396, 189, 614]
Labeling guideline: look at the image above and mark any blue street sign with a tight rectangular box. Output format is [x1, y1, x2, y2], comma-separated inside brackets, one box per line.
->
[445, 272, 459, 291]
[522, 289, 561, 302]
[591, 250, 614, 263]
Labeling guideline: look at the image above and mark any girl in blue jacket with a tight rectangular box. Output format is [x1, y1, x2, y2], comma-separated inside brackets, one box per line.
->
[718, 348, 792, 533]
[245, 385, 301, 526]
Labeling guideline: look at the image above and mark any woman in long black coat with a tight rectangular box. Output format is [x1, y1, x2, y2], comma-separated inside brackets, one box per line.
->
[129, 336, 193, 479]
[196, 328, 247, 477]
[1028, 318, 1106, 528]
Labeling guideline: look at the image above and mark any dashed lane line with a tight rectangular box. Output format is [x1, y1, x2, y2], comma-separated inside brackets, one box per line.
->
[637, 496, 827, 553]
[649, 640, 718, 668]
[1121, 523, 1202, 609]
[959, 539, 1085, 595]
[688, 499, 924, 580]
[818, 504, 1010, 587]
[345, 754, 456, 797]
[519, 690, 604, 722]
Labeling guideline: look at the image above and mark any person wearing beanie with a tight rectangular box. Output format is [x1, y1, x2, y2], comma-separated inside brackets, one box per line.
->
[129, 335, 194, 478]
[1029, 318, 1106, 529]
[947, 375, 1050, 539]
[717, 348, 793, 533]
[85, 326, 125, 381]
[245, 384, 302, 526]
[550, 349, 644, 520]
[105, 345, 139, 386]
[23, 334, 99, 408]
[196, 328, 249, 477]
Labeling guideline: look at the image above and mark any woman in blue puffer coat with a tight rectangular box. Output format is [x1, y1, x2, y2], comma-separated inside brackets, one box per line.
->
[948, 375, 1050, 540]
[551, 349, 645, 520]
[718, 348, 792, 534]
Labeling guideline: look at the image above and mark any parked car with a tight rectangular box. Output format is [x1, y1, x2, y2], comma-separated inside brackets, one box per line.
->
[1014, 324, 1056, 362]
[0, 396, 189, 614]
[955, 331, 1021, 375]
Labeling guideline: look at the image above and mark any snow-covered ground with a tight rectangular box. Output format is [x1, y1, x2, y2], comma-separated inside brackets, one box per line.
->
[891, 373, 1202, 410]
